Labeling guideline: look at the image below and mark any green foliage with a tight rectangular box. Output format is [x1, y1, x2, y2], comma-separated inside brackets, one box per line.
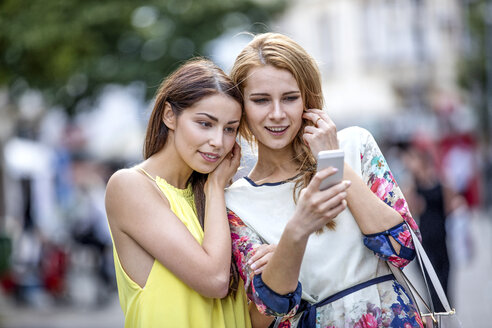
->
[458, 0, 491, 141]
[459, 0, 486, 91]
[0, 0, 286, 115]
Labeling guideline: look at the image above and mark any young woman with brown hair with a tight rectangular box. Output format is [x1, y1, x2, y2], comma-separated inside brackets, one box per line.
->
[105, 58, 251, 327]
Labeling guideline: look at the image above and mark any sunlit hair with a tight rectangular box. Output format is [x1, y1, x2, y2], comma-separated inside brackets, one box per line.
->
[144, 58, 242, 229]
[230, 32, 335, 230]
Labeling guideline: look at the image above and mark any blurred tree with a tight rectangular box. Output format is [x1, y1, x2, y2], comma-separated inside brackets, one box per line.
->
[459, 0, 489, 143]
[459, 0, 492, 205]
[0, 0, 286, 115]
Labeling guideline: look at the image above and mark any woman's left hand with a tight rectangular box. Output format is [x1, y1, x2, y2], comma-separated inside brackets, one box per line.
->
[302, 108, 339, 156]
[248, 244, 277, 275]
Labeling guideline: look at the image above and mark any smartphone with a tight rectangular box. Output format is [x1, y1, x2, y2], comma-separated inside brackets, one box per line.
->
[316, 149, 345, 190]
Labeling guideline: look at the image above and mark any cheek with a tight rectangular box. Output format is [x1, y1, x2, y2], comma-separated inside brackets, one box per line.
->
[245, 111, 262, 132]
[175, 123, 200, 149]
[290, 106, 304, 128]
[180, 122, 201, 138]
[244, 104, 262, 123]
[223, 134, 237, 152]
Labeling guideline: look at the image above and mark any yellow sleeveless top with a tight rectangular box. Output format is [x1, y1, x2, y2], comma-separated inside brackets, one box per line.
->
[111, 168, 251, 328]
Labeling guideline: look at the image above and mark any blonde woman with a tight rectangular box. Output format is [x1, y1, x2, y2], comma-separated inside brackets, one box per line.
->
[226, 33, 423, 328]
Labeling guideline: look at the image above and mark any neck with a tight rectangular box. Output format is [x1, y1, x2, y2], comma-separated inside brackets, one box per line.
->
[141, 137, 193, 189]
[249, 143, 300, 184]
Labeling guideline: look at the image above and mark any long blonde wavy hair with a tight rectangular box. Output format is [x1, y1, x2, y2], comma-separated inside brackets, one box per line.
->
[230, 32, 335, 230]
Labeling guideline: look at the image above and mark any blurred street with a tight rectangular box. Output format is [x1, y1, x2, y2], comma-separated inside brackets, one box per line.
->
[0, 209, 490, 328]
[0, 295, 124, 328]
[452, 210, 492, 328]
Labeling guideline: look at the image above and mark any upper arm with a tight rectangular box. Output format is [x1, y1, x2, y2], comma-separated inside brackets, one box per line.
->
[359, 129, 421, 238]
[106, 170, 228, 297]
[356, 129, 422, 266]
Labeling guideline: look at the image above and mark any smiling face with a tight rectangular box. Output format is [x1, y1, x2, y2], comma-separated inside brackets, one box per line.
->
[243, 65, 304, 153]
[172, 93, 241, 174]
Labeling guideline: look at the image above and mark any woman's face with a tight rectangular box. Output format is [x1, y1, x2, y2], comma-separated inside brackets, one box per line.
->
[173, 94, 241, 174]
[243, 65, 304, 152]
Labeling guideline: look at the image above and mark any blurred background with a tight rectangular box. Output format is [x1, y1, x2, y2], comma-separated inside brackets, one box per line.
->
[0, 0, 491, 327]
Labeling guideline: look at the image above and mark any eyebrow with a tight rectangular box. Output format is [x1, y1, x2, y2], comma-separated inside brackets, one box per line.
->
[196, 113, 240, 124]
[249, 91, 301, 96]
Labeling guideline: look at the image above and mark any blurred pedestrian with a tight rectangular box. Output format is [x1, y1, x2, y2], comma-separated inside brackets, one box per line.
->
[105, 58, 251, 327]
[401, 142, 450, 312]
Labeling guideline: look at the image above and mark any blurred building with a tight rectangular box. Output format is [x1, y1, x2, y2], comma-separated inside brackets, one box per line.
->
[274, 0, 463, 128]
[271, 0, 483, 207]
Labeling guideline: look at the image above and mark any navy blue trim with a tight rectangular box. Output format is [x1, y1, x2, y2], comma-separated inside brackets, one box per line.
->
[386, 235, 399, 256]
[398, 245, 416, 261]
[253, 274, 302, 316]
[244, 175, 300, 187]
[363, 221, 405, 237]
[297, 274, 394, 328]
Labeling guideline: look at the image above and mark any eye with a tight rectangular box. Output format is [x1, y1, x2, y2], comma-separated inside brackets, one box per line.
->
[197, 121, 212, 128]
[251, 98, 269, 104]
[224, 126, 237, 134]
[284, 95, 300, 102]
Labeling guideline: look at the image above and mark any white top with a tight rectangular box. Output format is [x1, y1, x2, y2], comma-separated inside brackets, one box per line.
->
[225, 126, 391, 303]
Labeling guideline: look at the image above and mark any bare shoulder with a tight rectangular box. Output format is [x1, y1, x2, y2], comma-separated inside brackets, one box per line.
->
[105, 168, 169, 225]
[106, 167, 141, 189]
[105, 168, 144, 204]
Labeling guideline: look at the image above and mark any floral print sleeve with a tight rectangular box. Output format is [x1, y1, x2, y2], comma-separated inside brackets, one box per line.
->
[359, 129, 422, 268]
[228, 209, 301, 318]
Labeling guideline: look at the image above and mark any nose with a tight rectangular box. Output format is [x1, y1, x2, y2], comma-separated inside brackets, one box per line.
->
[269, 100, 286, 121]
[208, 128, 224, 149]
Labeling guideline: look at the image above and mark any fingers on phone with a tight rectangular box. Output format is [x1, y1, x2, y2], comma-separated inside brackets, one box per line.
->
[318, 179, 350, 197]
[311, 168, 338, 188]
[324, 199, 347, 219]
[340, 180, 351, 190]
[319, 190, 347, 211]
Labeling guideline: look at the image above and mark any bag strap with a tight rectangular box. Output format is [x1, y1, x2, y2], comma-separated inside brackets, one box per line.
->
[410, 233, 436, 315]
[408, 228, 452, 311]
[387, 226, 453, 317]
[399, 227, 455, 327]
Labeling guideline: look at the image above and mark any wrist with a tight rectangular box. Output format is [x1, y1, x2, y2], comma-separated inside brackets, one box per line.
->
[204, 179, 224, 196]
[283, 220, 310, 244]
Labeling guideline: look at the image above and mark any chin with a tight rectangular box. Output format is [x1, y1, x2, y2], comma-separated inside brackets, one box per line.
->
[193, 163, 219, 175]
[265, 141, 291, 150]
[192, 168, 213, 175]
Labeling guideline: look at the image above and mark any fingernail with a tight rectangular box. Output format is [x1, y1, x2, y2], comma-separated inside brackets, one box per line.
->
[345, 181, 351, 186]
[332, 168, 338, 172]
[250, 263, 256, 270]
[247, 259, 252, 265]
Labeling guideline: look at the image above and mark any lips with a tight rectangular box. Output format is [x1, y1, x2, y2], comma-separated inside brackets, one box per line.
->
[265, 126, 288, 135]
[199, 151, 220, 163]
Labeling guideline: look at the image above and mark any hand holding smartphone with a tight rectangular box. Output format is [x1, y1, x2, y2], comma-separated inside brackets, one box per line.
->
[317, 149, 345, 190]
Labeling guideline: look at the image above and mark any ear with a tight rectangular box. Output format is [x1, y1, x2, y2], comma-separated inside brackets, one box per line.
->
[162, 102, 176, 130]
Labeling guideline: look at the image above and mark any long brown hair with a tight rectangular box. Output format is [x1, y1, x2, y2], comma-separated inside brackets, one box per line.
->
[144, 58, 242, 228]
[230, 33, 335, 230]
